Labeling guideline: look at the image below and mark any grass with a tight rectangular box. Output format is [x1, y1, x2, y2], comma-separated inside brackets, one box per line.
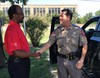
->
[30, 49, 53, 78]
[0, 27, 57, 78]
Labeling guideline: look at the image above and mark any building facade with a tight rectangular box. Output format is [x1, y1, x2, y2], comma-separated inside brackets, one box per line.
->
[0, 2, 77, 17]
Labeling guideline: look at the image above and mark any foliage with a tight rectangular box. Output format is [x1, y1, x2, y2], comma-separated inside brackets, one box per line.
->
[19, 0, 28, 5]
[76, 17, 82, 24]
[45, 14, 52, 24]
[0, 0, 8, 2]
[82, 12, 93, 23]
[95, 10, 100, 17]
[0, 0, 29, 5]
[0, 11, 9, 24]
[72, 12, 79, 23]
[26, 16, 49, 47]
[0, 11, 5, 17]
[45, 13, 60, 24]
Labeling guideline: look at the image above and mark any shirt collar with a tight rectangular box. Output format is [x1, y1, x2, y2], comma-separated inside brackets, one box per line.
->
[9, 20, 20, 27]
[61, 24, 74, 31]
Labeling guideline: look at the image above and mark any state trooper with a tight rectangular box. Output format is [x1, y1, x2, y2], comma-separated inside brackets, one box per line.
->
[36, 8, 88, 78]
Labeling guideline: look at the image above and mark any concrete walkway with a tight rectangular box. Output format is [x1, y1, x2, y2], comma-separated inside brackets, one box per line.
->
[50, 66, 58, 78]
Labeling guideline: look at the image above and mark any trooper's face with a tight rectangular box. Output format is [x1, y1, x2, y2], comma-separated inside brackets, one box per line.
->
[59, 11, 70, 26]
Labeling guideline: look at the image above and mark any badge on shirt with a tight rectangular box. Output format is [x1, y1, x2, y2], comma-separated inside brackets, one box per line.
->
[81, 30, 86, 36]
[50, 32, 56, 37]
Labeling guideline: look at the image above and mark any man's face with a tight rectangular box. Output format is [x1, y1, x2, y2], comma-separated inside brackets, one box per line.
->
[59, 11, 70, 26]
[16, 6, 24, 23]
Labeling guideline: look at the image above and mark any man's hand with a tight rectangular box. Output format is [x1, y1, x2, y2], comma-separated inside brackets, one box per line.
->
[76, 59, 84, 69]
[36, 49, 43, 54]
[35, 50, 43, 59]
[32, 52, 41, 59]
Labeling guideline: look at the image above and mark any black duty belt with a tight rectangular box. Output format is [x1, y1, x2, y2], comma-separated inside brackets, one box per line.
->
[9, 55, 29, 63]
[57, 52, 79, 60]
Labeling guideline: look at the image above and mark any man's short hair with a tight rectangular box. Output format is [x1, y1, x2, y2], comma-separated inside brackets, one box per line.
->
[61, 8, 73, 20]
[8, 5, 20, 19]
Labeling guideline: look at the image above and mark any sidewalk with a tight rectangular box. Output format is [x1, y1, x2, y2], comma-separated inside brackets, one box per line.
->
[50, 66, 58, 78]
[45, 52, 58, 78]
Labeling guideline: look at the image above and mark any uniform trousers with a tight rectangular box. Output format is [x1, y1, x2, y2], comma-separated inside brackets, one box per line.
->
[57, 56, 82, 78]
[8, 56, 30, 78]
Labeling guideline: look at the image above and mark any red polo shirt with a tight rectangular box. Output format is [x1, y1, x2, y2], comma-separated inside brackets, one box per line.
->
[4, 20, 30, 55]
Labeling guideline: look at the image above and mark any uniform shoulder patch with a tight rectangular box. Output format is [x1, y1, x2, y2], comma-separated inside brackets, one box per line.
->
[72, 24, 81, 29]
[81, 29, 86, 36]
[50, 31, 56, 36]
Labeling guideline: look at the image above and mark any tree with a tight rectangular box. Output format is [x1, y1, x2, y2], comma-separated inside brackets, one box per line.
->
[76, 17, 82, 24]
[95, 10, 100, 16]
[0, 11, 8, 68]
[0, 0, 8, 2]
[72, 12, 79, 23]
[26, 16, 49, 47]
[45, 13, 60, 24]
[19, 0, 28, 5]
[82, 12, 93, 23]
[0, 0, 28, 5]
[0, 11, 8, 24]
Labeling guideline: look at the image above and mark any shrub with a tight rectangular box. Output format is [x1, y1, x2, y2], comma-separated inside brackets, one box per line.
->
[26, 16, 49, 47]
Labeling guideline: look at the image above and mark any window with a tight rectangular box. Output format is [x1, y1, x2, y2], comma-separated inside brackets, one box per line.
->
[52, 8, 54, 14]
[58, 8, 60, 14]
[43, 8, 45, 15]
[33, 8, 36, 15]
[96, 19, 100, 31]
[40, 8, 42, 16]
[37, 8, 39, 14]
[55, 8, 57, 14]
[2, 7, 8, 15]
[24, 7, 30, 17]
[48, 8, 51, 15]
[97, 24, 100, 31]
[73, 8, 75, 12]
[84, 21, 97, 32]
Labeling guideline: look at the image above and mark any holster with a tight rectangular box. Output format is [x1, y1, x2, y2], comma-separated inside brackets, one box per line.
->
[57, 52, 79, 60]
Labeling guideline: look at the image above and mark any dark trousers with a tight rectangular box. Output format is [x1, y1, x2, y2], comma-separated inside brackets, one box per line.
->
[8, 56, 30, 78]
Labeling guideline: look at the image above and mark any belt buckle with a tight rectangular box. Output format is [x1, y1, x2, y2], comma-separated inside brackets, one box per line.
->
[67, 53, 75, 60]
[14, 58, 20, 63]
[65, 54, 69, 59]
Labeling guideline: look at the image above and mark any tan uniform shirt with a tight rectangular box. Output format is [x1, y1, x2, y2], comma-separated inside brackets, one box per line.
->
[48, 24, 88, 55]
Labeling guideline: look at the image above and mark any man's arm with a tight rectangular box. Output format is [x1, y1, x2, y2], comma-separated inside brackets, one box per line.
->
[80, 44, 88, 62]
[36, 42, 51, 54]
[76, 44, 88, 69]
[13, 50, 40, 58]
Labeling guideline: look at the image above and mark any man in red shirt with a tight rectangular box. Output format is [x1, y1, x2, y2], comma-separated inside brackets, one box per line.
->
[4, 5, 39, 78]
